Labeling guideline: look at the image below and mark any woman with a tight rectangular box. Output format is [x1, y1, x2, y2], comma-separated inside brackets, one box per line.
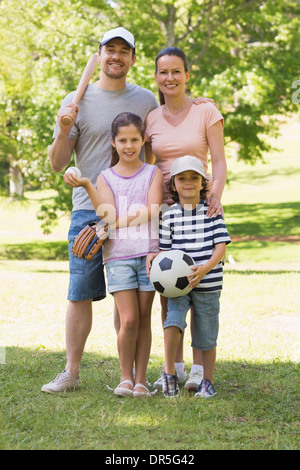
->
[145, 47, 226, 391]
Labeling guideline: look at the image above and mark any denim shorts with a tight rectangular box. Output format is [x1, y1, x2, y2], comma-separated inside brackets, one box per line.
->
[164, 290, 221, 351]
[67, 210, 106, 302]
[105, 256, 155, 294]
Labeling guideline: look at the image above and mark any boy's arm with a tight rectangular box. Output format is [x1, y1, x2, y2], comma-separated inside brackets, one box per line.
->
[188, 242, 226, 288]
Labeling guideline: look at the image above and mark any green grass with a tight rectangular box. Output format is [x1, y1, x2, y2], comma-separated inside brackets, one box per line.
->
[0, 116, 300, 450]
[0, 263, 299, 450]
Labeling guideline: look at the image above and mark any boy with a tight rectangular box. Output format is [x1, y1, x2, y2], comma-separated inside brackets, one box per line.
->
[146, 155, 231, 398]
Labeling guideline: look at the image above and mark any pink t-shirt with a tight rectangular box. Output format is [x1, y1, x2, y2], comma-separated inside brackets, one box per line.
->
[145, 102, 224, 204]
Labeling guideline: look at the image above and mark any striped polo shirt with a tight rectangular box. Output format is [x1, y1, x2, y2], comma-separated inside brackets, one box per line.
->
[159, 200, 231, 292]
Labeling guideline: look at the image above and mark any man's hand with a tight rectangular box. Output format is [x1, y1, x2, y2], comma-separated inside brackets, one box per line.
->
[57, 103, 79, 130]
[193, 97, 219, 109]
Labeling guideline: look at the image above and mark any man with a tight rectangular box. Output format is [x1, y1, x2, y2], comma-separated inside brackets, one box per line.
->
[42, 27, 159, 393]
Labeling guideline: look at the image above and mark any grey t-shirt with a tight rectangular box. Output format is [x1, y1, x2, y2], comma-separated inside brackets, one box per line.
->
[54, 83, 158, 211]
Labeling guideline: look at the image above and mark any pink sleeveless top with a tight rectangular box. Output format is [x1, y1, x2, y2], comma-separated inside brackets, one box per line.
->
[101, 163, 159, 264]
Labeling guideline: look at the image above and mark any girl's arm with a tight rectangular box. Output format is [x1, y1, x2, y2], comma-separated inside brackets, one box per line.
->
[63, 172, 116, 226]
[64, 168, 164, 229]
[63, 172, 109, 212]
[207, 120, 227, 217]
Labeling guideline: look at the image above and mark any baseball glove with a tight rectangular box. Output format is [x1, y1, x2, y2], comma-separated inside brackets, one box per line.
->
[72, 221, 109, 260]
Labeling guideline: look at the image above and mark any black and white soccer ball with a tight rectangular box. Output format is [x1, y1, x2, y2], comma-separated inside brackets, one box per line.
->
[149, 250, 195, 298]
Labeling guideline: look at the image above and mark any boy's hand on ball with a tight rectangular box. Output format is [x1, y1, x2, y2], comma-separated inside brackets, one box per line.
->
[188, 265, 207, 288]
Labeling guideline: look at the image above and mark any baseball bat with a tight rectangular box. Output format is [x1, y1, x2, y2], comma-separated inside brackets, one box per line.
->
[61, 54, 98, 126]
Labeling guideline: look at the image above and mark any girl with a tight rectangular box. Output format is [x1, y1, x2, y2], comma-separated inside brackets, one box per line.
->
[64, 112, 163, 397]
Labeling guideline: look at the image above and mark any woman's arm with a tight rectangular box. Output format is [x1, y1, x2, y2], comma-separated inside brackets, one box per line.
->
[207, 120, 227, 217]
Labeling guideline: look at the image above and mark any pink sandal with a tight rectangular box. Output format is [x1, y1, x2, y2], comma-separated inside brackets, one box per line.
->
[113, 380, 134, 397]
[133, 383, 156, 397]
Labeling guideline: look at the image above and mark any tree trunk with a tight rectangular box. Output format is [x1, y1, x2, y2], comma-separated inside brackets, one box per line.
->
[9, 162, 23, 198]
[166, 3, 176, 46]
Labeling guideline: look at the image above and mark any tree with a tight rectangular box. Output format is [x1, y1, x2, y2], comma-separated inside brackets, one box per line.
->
[0, 0, 299, 231]
[114, 0, 300, 162]
[0, 0, 110, 199]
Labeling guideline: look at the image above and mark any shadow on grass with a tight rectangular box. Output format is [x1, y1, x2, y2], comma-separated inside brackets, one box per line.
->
[1, 347, 299, 450]
[224, 201, 300, 238]
[225, 267, 300, 274]
[228, 165, 298, 184]
[0, 241, 68, 261]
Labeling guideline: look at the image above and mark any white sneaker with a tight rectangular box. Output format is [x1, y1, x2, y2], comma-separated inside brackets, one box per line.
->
[176, 365, 187, 383]
[41, 370, 80, 394]
[153, 371, 164, 389]
[153, 365, 187, 389]
[184, 370, 203, 392]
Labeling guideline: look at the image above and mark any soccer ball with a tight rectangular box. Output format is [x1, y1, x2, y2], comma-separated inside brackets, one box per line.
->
[149, 250, 195, 298]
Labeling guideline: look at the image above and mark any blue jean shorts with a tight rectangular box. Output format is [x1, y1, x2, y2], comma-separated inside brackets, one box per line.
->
[105, 256, 155, 294]
[67, 210, 106, 302]
[164, 290, 221, 351]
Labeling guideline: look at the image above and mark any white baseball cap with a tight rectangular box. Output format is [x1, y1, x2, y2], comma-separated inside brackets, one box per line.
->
[171, 156, 206, 178]
[100, 27, 135, 49]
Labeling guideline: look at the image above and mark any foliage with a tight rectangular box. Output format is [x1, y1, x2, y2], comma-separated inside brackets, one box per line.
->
[0, 0, 111, 196]
[0, 0, 300, 230]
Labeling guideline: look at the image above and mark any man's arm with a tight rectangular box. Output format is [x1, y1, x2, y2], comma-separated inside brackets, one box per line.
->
[48, 103, 78, 172]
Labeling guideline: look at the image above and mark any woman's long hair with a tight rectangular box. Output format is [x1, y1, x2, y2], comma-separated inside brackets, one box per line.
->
[155, 47, 190, 105]
[110, 112, 145, 166]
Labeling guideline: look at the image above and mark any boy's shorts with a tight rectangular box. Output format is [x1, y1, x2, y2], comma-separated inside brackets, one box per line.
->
[164, 290, 221, 351]
[68, 210, 106, 302]
[105, 256, 155, 294]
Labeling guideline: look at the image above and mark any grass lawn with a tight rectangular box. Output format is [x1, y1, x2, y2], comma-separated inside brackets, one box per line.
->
[0, 116, 299, 450]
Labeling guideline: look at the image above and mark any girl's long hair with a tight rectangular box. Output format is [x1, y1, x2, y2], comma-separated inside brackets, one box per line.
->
[155, 47, 189, 105]
[110, 112, 145, 166]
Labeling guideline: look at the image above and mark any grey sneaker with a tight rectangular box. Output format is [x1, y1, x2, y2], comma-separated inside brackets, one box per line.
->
[41, 370, 79, 394]
[194, 379, 216, 398]
[184, 370, 203, 392]
[163, 371, 180, 398]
